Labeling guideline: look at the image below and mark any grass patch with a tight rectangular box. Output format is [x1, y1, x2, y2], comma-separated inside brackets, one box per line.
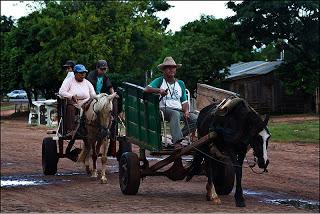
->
[268, 120, 319, 143]
[1, 105, 15, 111]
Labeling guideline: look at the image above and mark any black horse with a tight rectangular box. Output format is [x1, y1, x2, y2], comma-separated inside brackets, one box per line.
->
[187, 97, 270, 207]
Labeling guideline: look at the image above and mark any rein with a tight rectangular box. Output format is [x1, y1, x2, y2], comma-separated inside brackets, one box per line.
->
[246, 156, 267, 174]
[189, 141, 267, 173]
[186, 110, 267, 173]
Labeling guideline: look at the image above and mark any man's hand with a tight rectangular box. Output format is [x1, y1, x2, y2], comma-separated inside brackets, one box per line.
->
[184, 110, 190, 119]
[159, 88, 168, 96]
[71, 95, 77, 102]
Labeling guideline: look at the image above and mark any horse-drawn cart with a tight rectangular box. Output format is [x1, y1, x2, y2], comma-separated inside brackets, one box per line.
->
[42, 96, 85, 175]
[117, 82, 235, 195]
[41, 81, 269, 207]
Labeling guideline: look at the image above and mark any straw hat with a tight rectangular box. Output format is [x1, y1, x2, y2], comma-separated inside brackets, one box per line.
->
[157, 56, 182, 70]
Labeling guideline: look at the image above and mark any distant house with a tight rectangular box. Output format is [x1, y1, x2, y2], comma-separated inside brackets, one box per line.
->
[221, 60, 309, 113]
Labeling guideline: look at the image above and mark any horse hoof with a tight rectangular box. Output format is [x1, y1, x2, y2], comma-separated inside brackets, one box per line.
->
[206, 195, 213, 201]
[100, 178, 107, 184]
[91, 172, 98, 178]
[212, 197, 221, 205]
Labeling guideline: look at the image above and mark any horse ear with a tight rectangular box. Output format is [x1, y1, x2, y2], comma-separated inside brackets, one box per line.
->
[263, 114, 270, 126]
[108, 93, 119, 102]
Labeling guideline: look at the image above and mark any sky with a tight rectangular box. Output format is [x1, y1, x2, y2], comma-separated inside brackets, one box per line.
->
[1, 1, 236, 32]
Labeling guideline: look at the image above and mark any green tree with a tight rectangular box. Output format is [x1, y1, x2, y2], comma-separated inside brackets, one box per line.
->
[158, 15, 253, 93]
[1, 0, 171, 104]
[1, 16, 17, 99]
[253, 43, 281, 61]
[227, 0, 319, 95]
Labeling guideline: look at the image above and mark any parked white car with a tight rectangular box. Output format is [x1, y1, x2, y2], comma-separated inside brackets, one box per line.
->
[6, 90, 27, 99]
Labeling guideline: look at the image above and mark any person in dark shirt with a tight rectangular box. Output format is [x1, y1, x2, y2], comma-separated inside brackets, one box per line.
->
[87, 60, 114, 95]
[87, 60, 118, 156]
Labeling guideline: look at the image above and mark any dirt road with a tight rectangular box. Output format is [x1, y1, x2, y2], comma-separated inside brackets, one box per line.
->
[1, 115, 319, 213]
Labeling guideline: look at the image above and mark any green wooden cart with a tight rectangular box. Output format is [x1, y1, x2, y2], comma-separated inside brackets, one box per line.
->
[117, 82, 235, 195]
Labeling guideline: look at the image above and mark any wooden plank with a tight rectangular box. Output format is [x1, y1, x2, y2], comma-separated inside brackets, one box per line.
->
[149, 132, 217, 172]
[196, 83, 238, 111]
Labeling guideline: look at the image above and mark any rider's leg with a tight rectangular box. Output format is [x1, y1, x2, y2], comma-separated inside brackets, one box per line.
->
[65, 102, 76, 135]
[107, 119, 117, 157]
[160, 107, 183, 144]
[77, 108, 87, 136]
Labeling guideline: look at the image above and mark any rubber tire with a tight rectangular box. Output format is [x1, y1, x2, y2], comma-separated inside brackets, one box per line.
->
[212, 157, 235, 195]
[42, 137, 58, 175]
[119, 152, 140, 195]
[116, 137, 132, 161]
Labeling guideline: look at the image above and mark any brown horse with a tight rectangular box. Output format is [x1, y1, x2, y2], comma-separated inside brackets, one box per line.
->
[78, 93, 118, 183]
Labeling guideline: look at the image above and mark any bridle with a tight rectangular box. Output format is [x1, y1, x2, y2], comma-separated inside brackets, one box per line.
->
[247, 134, 269, 173]
[87, 96, 113, 141]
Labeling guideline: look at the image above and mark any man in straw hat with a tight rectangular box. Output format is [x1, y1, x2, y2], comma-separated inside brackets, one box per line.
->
[144, 56, 197, 149]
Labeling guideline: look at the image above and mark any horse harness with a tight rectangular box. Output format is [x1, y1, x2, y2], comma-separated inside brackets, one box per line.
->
[197, 97, 267, 173]
[85, 97, 113, 141]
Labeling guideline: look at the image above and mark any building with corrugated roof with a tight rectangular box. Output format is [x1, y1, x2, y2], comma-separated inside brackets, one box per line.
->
[222, 60, 310, 113]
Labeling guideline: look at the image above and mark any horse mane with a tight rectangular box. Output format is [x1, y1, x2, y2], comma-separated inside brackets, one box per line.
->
[85, 94, 112, 124]
[93, 94, 109, 112]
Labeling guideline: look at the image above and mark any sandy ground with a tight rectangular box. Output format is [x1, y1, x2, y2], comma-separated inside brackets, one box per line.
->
[0, 112, 319, 213]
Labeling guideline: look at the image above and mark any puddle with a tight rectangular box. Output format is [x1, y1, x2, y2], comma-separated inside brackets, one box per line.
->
[1, 179, 49, 187]
[107, 165, 119, 173]
[244, 189, 319, 211]
[0, 175, 51, 188]
[1, 162, 15, 166]
[266, 199, 319, 212]
[56, 172, 86, 176]
[1, 174, 74, 188]
[1, 169, 118, 188]
[108, 156, 193, 162]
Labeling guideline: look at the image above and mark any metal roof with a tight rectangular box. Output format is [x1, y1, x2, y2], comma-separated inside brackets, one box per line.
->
[223, 60, 283, 81]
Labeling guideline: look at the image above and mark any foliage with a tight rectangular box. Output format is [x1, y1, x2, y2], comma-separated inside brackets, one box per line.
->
[158, 15, 253, 93]
[227, 0, 320, 95]
[1, 0, 170, 102]
[0, 15, 15, 32]
[252, 43, 281, 61]
[268, 120, 319, 143]
[0, 16, 17, 98]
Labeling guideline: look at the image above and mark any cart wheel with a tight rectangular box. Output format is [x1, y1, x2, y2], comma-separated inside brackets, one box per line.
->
[213, 157, 235, 195]
[42, 137, 58, 175]
[119, 152, 140, 195]
[116, 137, 132, 161]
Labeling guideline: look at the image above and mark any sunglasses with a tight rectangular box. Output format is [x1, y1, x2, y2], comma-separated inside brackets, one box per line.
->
[100, 67, 107, 71]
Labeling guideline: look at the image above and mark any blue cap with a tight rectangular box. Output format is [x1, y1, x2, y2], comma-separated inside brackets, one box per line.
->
[74, 64, 88, 73]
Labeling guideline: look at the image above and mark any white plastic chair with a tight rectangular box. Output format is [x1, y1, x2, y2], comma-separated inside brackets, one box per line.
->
[186, 88, 191, 112]
[160, 88, 192, 147]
